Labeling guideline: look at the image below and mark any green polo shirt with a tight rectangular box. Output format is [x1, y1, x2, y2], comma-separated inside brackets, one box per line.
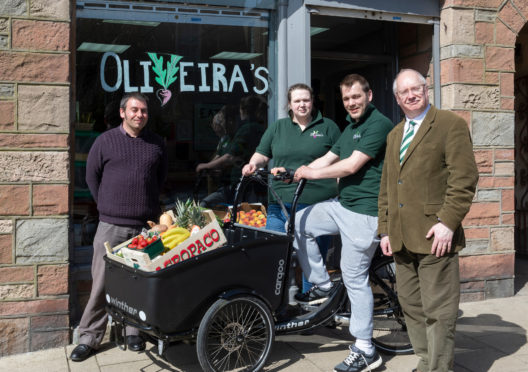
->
[216, 135, 231, 157]
[228, 121, 265, 184]
[331, 104, 393, 216]
[256, 110, 341, 205]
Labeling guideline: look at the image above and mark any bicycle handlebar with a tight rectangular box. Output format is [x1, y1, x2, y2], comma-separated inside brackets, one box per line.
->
[251, 167, 295, 182]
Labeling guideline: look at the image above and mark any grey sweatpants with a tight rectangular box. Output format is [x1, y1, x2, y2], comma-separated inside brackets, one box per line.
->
[293, 198, 379, 340]
[78, 221, 143, 348]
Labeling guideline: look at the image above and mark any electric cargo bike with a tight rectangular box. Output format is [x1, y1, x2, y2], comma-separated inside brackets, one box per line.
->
[103, 169, 411, 372]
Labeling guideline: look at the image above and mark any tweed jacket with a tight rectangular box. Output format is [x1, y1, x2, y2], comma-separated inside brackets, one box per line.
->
[378, 105, 478, 254]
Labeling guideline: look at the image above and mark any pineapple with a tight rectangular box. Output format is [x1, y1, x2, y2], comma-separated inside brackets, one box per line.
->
[174, 199, 205, 229]
[174, 199, 191, 229]
[189, 203, 206, 228]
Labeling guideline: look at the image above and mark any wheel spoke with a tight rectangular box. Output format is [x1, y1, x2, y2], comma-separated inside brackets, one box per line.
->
[199, 297, 274, 371]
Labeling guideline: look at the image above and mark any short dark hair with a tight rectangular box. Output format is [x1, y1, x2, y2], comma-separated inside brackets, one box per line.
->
[339, 74, 371, 94]
[120, 92, 148, 110]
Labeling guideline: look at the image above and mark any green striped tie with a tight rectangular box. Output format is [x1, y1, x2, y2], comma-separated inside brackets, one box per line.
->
[399, 120, 417, 164]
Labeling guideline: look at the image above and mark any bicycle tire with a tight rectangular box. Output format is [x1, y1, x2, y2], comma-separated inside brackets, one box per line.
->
[370, 256, 413, 354]
[196, 296, 275, 372]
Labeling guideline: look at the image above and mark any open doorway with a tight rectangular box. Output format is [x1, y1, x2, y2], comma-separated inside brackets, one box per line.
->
[514, 24, 528, 294]
[309, 15, 399, 128]
[306, 13, 437, 270]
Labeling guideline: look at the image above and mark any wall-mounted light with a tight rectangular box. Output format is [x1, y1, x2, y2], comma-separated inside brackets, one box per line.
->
[102, 19, 160, 27]
[310, 27, 329, 36]
[78, 42, 130, 53]
[210, 52, 262, 60]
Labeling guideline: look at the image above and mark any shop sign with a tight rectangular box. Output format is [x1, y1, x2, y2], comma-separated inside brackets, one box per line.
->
[100, 52, 269, 106]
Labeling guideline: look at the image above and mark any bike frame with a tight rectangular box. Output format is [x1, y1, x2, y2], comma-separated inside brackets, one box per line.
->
[229, 171, 350, 335]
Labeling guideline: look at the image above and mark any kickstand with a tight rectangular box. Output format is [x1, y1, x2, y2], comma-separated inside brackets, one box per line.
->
[111, 320, 127, 351]
[158, 338, 165, 356]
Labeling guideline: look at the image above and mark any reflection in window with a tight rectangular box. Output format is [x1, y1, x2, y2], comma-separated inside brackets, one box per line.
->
[75, 10, 270, 210]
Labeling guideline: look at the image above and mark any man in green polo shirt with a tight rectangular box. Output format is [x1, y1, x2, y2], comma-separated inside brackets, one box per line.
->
[293, 74, 392, 372]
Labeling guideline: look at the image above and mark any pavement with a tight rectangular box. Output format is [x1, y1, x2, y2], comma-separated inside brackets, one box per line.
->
[1, 260, 527, 372]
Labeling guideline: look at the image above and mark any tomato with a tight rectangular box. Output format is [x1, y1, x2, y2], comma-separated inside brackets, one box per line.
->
[128, 243, 137, 249]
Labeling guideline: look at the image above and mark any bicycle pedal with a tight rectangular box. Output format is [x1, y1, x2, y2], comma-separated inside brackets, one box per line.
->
[300, 303, 320, 312]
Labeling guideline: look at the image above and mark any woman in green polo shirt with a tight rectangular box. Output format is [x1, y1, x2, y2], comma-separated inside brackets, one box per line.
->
[242, 83, 341, 292]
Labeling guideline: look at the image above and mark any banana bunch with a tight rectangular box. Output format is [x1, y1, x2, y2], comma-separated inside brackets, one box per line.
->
[161, 226, 190, 250]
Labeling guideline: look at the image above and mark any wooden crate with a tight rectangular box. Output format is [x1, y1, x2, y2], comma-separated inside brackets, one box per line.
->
[230, 202, 267, 227]
[232, 202, 267, 216]
[106, 209, 226, 272]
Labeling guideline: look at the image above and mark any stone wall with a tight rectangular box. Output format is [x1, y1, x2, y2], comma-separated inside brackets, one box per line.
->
[0, 0, 72, 356]
[440, 0, 521, 301]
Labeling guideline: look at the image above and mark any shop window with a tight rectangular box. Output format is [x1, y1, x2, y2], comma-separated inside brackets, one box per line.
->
[74, 2, 271, 243]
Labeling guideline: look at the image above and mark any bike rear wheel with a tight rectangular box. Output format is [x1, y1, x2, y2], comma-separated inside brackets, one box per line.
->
[370, 256, 413, 354]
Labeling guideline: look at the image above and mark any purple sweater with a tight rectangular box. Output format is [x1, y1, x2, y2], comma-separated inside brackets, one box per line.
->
[86, 125, 168, 226]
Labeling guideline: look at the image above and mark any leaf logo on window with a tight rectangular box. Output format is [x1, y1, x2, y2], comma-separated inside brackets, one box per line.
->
[147, 53, 183, 106]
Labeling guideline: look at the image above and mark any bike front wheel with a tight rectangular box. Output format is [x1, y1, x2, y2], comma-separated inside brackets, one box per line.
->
[196, 296, 275, 372]
[370, 256, 413, 354]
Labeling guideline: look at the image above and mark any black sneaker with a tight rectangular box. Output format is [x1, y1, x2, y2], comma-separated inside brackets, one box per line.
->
[333, 345, 382, 372]
[294, 285, 333, 305]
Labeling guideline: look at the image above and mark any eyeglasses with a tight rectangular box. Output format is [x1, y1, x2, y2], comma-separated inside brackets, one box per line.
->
[397, 85, 425, 98]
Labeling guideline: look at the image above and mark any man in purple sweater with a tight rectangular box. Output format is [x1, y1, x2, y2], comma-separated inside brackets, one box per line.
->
[71, 93, 168, 362]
